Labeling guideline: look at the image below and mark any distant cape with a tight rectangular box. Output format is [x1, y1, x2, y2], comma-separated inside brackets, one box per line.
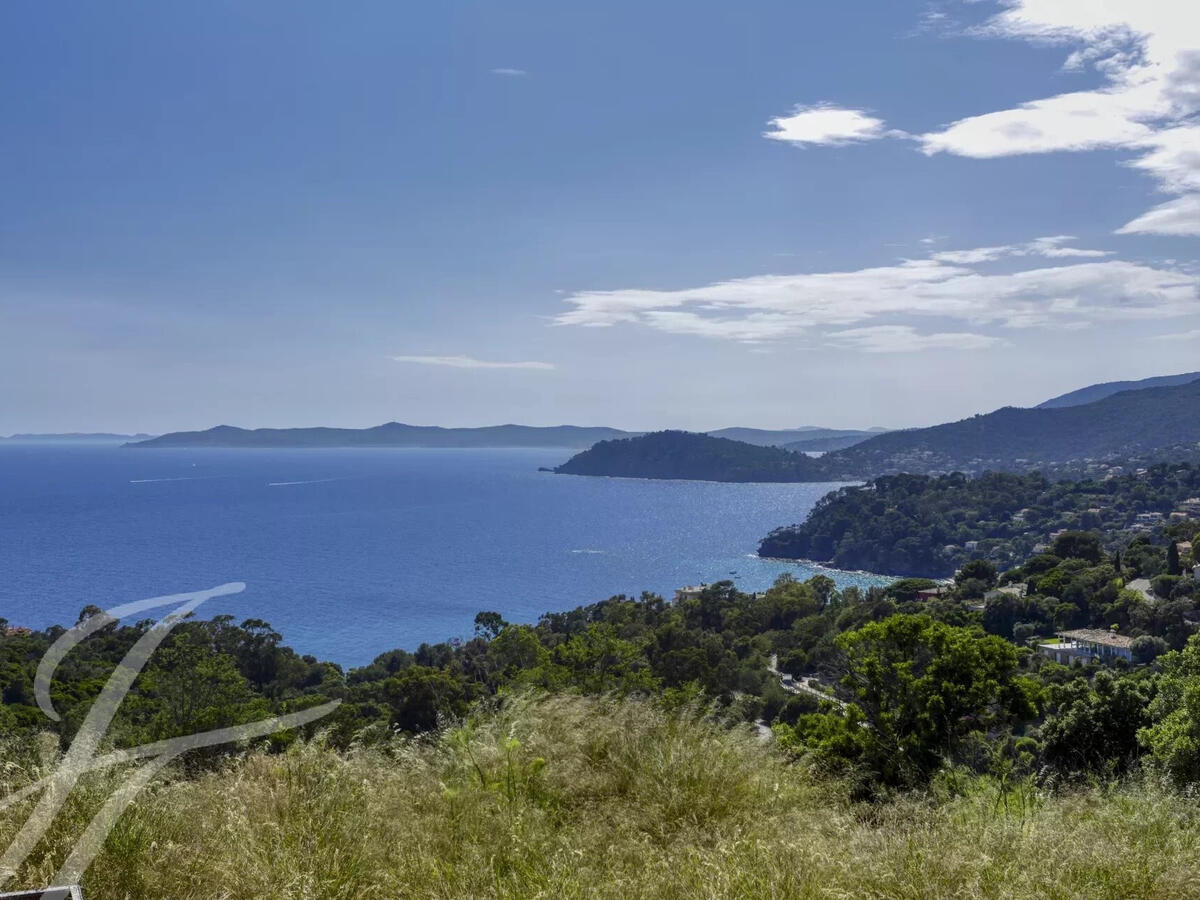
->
[126, 422, 881, 450]
[127, 423, 638, 449]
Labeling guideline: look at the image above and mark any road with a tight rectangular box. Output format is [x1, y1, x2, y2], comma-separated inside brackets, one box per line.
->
[767, 654, 845, 709]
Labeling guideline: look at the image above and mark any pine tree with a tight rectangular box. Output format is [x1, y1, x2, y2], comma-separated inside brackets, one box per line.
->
[1168, 541, 1182, 576]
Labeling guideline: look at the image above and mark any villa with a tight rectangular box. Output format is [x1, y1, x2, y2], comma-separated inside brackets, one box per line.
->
[985, 584, 1028, 603]
[1038, 629, 1134, 665]
[674, 584, 708, 603]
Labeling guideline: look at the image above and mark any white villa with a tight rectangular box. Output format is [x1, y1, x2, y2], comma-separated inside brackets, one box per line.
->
[673, 584, 708, 603]
[1038, 629, 1135, 666]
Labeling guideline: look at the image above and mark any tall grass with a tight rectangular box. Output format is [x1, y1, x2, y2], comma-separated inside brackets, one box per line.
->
[3, 693, 1200, 898]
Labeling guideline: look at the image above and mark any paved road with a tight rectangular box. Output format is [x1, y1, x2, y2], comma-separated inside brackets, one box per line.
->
[767, 654, 845, 709]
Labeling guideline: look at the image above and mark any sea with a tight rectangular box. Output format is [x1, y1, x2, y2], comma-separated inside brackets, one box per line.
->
[0, 444, 890, 667]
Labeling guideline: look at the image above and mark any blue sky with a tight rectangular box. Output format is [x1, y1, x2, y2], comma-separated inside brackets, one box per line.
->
[2, 0, 1198, 433]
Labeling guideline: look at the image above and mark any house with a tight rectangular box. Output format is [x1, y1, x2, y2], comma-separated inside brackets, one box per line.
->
[985, 584, 1027, 603]
[1178, 498, 1200, 516]
[964, 540, 979, 552]
[1178, 541, 1193, 559]
[1135, 512, 1164, 525]
[916, 586, 950, 601]
[673, 584, 708, 603]
[1038, 629, 1135, 666]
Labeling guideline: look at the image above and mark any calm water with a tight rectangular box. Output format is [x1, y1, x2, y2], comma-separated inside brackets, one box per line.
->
[0, 445, 886, 666]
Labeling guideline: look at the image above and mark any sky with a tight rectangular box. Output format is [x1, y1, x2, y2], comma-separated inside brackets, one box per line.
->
[2, 0, 1198, 434]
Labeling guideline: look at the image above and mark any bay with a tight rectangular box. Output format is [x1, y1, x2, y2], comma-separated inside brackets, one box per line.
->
[0, 445, 888, 666]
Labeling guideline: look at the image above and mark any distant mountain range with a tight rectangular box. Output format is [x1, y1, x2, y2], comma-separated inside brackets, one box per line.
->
[129, 423, 635, 449]
[1036, 371, 1200, 409]
[552, 373, 1200, 482]
[126, 423, 886, 450]
[2, 432, 155, 443]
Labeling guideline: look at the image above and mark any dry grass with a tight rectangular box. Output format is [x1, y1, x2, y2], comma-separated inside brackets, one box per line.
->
[3, 693, 1200, 898]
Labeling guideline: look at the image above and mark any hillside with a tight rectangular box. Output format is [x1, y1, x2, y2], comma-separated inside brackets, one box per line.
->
[1038, 371, 1200, 409]
[818, 378, 1200, 478]
[784, 431, 881, 453]
[707, 426, 886, 447]
[552, 430, 825, 481]
[758, 463, 1200, 576]
[128, 422, 637, 449]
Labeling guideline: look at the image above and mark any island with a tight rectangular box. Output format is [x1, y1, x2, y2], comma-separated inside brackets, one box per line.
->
[552, 430, 827, 482]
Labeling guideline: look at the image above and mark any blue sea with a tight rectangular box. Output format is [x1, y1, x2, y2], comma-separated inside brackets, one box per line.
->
[0, 445, 887, 667]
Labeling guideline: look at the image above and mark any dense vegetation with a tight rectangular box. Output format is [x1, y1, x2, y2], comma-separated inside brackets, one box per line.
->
[553, 430, 824, 481]
[760, 463, 1200, 576]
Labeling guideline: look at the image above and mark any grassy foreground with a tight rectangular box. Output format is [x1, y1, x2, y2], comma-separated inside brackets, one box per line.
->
[5, 693, 1200, 899]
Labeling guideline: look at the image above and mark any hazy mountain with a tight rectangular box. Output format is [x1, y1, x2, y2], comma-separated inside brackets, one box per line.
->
[709, 426, 887, 447]
[128, 423, 638, 449]
[783, 431, 884, 453]
[128, 423, 880, 450]
[2, 432, 155, 443]
[1037, 371, 1200, 409]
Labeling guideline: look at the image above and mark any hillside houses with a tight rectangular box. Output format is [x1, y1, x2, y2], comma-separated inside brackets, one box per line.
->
[1038, 629, 1135, 666]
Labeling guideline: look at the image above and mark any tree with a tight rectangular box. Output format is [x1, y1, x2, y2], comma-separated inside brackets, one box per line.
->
[1168, 541, 1182, 576]
[831, 614, 1036, 786]
[1141, 634, 1200, 784]
[1041, 670, 1150, 774]
[1132, 634, 1169, 664]
[374, 666, 474, 733]
[1051, 531, 1104, 564]
[957, 559, 998, 589]
[474, 611, 508, 640]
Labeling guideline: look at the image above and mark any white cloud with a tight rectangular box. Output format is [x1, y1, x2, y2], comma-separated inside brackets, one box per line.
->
[490, 68, 528, 77]
[930, 235, 1111, 264]
[391, 355, 554, 370]
[553, 249, 1200, 348]
[825, 326, 1004, 353]
[1149, 327, 1200, 341]
[915, 1, 1200, 235]
[764, 104, 888, 146]
[1116, 193, 1200, 236]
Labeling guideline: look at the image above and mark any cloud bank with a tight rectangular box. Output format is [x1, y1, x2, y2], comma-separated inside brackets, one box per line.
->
[391, 355, 554, 370]
[554, 238, 1200, 349]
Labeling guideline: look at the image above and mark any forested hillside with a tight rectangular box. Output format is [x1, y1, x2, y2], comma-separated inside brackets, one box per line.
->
[553, 430, 824, 481]
[1038, 371, 1200, 409]
[818, 378, 1200, 477]
[759, 463, 1200, 576]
